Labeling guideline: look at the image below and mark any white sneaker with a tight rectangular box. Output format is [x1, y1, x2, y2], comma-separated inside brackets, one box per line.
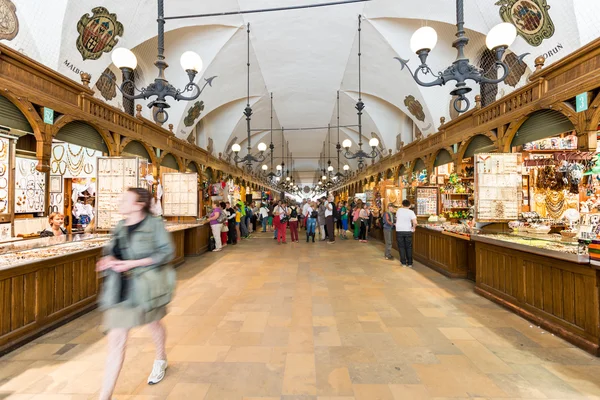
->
[148, 359, 167, 385]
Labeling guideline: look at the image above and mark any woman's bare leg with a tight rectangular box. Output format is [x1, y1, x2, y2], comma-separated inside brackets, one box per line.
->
[148, 320, 167, 360]
[99, 328, 129, 400]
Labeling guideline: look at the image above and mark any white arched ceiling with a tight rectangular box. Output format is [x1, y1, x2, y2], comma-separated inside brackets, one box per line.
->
[5, 0, 600, 184]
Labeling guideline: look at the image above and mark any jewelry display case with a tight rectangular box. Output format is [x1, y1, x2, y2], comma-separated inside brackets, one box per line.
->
[0, 234, 110, 269]
[14, 157, 45, 214]
[50, 142, 100, 179]
[96, 157, 140, 230]
[0, 136, 11, 217]
[415, 186, 439, 217]
[162, 173, 198, 217]
[474, 153, 523, 222]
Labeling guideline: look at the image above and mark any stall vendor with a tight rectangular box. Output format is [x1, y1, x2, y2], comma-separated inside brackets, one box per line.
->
[40, 212, 67, 237]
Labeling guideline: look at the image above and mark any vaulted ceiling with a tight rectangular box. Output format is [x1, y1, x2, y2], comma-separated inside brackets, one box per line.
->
[8, 0, 600, 184]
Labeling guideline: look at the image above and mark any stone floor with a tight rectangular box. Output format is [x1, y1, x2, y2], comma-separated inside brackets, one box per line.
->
[1, 231, 600, 400]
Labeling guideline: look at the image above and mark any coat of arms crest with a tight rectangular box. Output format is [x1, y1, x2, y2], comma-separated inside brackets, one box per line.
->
[183, 100, 205, 127]
[404, 95, 426, 122]
[0, 0, 18, 41]
[495, 0, 554, 47]
[95, 68, 117, 101]
[76, 7, 124, 61]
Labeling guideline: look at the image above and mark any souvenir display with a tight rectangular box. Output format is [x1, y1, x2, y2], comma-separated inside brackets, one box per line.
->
[476, 232, 587, 256]
[523, 135, 577, 151]
[475, 153, 522, 222]
[162, 173, 198, 217]
[415, 187, 439, 217]
[0, 223, 10, 241]
[50, 142, 100, 179]
[14, 157, 46, 214]
[96, 157, 140, 230]
[0, 137, 9, 214]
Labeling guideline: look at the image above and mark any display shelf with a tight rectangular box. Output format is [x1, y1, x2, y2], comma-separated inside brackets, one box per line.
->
[474, 153, 522, 222]
[14, 157, 46, 214]
[96, 157, 140, 230]
[415, 186, 439, 217]
[162, 173, 198, 217]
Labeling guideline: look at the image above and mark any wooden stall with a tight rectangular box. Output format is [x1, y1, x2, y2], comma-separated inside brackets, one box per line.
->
[472, 235, 599, 356]
[413, 226, 475, 279]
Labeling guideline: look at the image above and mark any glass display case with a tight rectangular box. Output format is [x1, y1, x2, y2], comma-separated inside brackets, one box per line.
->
[96, 157, 140, 230]
[162, 172, 198, 217]
[0, 234, 110, 269]
[473, 231, 589, 262]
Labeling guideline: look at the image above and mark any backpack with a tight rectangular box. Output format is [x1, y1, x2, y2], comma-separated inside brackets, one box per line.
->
[290, 206, 298, 219]
[217, 209, 227, 223]
[310, 210, 319, 219]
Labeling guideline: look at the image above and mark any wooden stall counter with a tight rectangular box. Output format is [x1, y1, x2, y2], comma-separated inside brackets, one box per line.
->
[0, 234, 110, 355]
[471, 233, 598, 356]
[413, 225, 475, 280]
[165, 221, 209, 266]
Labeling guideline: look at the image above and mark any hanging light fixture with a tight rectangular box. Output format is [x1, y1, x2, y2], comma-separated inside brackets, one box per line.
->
[261, 92, 278, 179]
[395, 0, 527, 113]
[231, 23, 267, 172]
[343, 15, 379, 170]
[110, 0, 216, 123]
[335, 91, 350, 182]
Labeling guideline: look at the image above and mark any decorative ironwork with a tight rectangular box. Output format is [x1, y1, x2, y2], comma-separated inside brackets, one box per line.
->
[107, 0, 216, 124]
[395, 0, 528, 113]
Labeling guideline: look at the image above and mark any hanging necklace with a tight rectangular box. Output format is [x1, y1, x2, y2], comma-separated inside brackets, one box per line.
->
[67, 151, 85, 176]
[85, 148, 96, 157]
[58, 161, 67, 176]
[545, 190, 566, 219]
[68, 144, 83, 158]
[83, 163, 93, 175]
[18, 159, 28, 177]
[0, 140, 7, 159]
[52, 144, 65, 164]
[0, 163, 6, 176]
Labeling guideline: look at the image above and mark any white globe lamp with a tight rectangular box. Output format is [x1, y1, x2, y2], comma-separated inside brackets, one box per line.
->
[486, 23, 517, 50]
[180, 51, 203, 72]
[342, 139, 352, 149]
[410, 26, 438, 54]
[369, 138, 379, 148]
[112, 48, 138, 70]
[231, 143, 241, 153]
[257, 142, 267, 152]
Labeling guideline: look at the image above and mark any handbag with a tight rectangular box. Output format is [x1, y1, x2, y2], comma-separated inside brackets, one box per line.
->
[221, 224, 229, 232]
[217, 210, 227, 223]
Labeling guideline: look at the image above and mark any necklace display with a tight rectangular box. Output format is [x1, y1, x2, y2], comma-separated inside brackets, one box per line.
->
[67, 150, 85, 176]
[0, 139, 7, 159]
[545, 190, 566, 219]
[68, 144, 83, 158]
[83, 163, 94, 175]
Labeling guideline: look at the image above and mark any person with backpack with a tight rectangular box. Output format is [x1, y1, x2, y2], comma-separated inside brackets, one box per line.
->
[289, 203, 300, 243]
[259, 203, 269, 232]
[209, 201, 225, 251]
[273, 200, 288, 244]
[383, 204, 395, 260]
[306, 201, 318, 242]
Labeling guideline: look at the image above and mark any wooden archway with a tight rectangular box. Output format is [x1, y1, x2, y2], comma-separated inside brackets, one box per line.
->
[119, 138, 158, 166]
[52, 115, 116, 154]
[158, 152, 184, 172]
[0, 92, 44, 141]
[457, 131, 498, 162]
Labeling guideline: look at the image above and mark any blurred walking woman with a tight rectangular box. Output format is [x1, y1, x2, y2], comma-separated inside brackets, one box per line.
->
[96, 188, 175, 400]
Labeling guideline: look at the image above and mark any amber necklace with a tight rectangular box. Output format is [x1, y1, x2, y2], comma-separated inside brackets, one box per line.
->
[0, 140, 7, 159]
[67, 151, 85, 176]
[67, 144, 83, 158]
[545, 190, 566, 219]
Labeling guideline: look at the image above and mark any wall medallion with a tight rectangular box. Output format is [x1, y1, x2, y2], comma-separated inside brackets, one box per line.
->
[495, 0, 554, 47]
[183, 100, 205, 127]
[0, 0, 18, 41]
[96, 68, 117, 100]
[404, 95, 425, 122]
[76, 7, 124, 61]
[503, 52, 528, 87]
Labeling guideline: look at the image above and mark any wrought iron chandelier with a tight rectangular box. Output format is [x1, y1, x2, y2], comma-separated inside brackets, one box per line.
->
[261, 93, 283, 179]
[110, 0, 216, 124]
[395, 0, 527, 113]
[232, 23, 267, 172]
[342, 15, 380, 170]
[335, 91, 350, 182]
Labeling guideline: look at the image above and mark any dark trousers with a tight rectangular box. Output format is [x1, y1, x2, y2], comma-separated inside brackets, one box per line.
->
[228, 220, 237, 244]
[326, 215, 335, 242]
[396, 231, 413, 265]
[359, 221, 367, 240]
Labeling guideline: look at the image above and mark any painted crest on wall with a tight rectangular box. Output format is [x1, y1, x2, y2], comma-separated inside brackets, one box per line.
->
[0, 0, 18, 41]
[76, 7, 124, 61]
[96, 68, 117, 101]
[504, 52, 528, 87]
[495, 0, 554, 47]
[183, 100, 205, 127]
[404, 95, 425, 122]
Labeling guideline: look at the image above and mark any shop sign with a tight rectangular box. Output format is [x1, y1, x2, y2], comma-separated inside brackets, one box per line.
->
[576, 92, 588, 113]
[43, 107, 54, 125]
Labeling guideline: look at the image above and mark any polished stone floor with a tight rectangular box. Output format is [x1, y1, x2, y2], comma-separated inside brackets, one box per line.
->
[2, 230, 600, 400]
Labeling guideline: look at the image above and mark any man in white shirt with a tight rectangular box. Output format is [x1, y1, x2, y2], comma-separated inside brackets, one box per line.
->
[395, 199, 417, 268]
[325, 195, 335, 244]
[301, 199, 310, 230]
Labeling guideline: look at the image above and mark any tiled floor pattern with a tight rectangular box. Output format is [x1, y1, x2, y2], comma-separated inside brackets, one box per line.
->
[2, 232, 600, 399]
